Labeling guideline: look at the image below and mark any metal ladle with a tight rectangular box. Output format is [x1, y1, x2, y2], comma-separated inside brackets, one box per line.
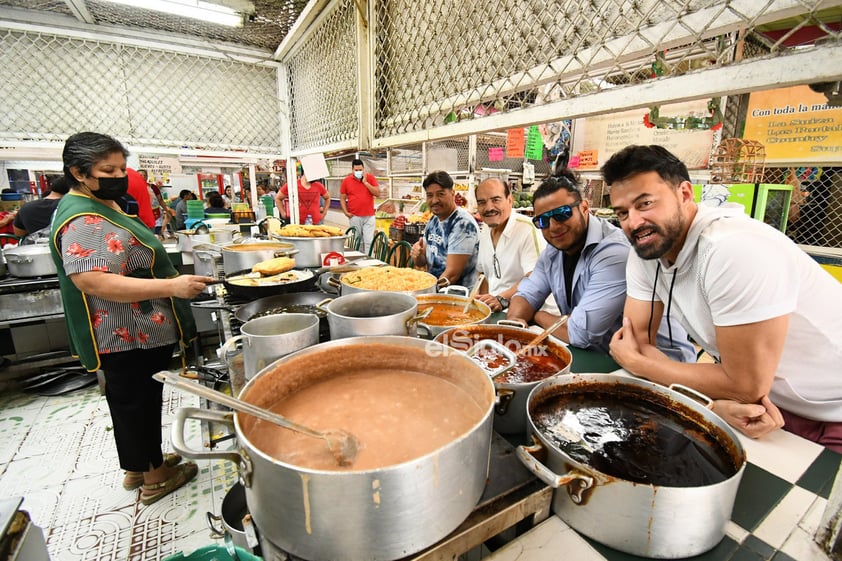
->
[153, 371, 358, 466]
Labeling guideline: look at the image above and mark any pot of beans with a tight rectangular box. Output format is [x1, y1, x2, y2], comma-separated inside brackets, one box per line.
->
[170, 336, 496, 561]
[434, 321, 572, 434]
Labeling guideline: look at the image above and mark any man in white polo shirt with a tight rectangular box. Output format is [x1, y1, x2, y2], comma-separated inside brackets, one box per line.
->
[473, 177, 558, 314]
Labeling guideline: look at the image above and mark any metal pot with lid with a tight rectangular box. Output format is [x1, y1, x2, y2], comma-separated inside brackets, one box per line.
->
[3, 243, 57, 277]
[517, 373, 746, 558]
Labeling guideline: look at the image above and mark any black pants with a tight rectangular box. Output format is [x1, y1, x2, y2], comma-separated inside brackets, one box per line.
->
[100, 344, 175, 472]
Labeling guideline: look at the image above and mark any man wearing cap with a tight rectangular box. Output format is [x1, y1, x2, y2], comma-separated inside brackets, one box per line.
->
[411, 170, 479, 288]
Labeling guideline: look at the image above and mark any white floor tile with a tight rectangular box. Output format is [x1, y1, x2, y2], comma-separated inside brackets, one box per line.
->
[754, 486, 820, 549]
[16, 418, 87, 460]
[739, 429, 824, 483]
[18, 484, 62, 529]
[780, 523, 834, 561]
[483, 516, 605, 561]
[1, 453, 77, 495]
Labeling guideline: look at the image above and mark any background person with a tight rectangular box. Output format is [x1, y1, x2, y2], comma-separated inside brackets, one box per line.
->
[340, 158, 379, 252]
[277, 172, 329, 225]
[604, 144, 842, 450]
[49, 131, 214, 504]
[204, 191, 231, 217]
[174, 190, 195, 231]
[13, 176, 70, 241]
[411, 170, 479, 288]
[473, 177, 558, 314]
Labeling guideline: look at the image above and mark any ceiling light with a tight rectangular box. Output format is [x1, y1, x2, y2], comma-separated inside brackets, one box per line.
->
[101, 0, 245, 27]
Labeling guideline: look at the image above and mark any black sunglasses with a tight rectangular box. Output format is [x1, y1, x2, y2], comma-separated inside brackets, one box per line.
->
[532, 201, 580, 229]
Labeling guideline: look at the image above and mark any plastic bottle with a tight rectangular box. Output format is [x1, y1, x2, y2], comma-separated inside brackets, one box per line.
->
[305, 214, 313, 225]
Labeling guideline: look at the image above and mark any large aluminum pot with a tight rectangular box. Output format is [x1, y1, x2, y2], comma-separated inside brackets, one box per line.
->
[435, 321, 572, 434]
[272, 234, 346, 268]
[171, 337, 496, 561]
[319, 291, 429, 339]
[3, 243, 57, 277]
[219, 313, 319, 380]
[517, 373, 746, 558]
[333, 266, 438, 296]
[221, 241, 297, 274]
[415, 286, 492, 339]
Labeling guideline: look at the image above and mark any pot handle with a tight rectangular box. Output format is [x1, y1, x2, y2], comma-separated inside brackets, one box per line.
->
[467, 339, 517, 379]
[516, 442, 594, 504]
[171, 406, 242, 465]
[669, 383, 714, 409]
[442, 285, 469, 297]
[406, 305, 433, 327]
[315, 297, 333, 313]
[5, 255, 32, 264]
[273, 248, 300, 258]
[497, 319, 527, 328]
[207, 512, 225, 538]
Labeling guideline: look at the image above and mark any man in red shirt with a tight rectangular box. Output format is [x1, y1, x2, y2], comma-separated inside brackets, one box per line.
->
[276, 173, 330, 225]
[340, 158, 379, 252]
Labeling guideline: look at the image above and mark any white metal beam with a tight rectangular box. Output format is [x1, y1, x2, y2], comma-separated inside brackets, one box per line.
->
[62, 0, 95, 24]
[370, 44, 842, 149]
[273, 0, 334, 61]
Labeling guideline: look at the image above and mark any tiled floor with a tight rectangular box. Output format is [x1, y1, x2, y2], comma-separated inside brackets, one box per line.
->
[0, 382, 239, 560]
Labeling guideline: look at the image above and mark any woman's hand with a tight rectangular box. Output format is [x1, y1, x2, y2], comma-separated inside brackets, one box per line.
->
[712, 395, 785, 439]
[171, 275, 216, 299]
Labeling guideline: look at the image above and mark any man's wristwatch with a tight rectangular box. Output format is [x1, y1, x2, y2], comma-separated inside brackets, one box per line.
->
[495, 295, 509, 310]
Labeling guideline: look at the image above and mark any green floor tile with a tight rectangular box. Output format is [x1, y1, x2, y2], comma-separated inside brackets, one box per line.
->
[742, 535, 775, 559]
[732, 463, 792, 531]
[796, 448, 842, 499]
[770, 552, 798, 561]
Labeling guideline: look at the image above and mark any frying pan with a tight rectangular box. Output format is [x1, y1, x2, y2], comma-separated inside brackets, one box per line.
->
[222, 268, 317, 299]
[233, 292, 329, 323]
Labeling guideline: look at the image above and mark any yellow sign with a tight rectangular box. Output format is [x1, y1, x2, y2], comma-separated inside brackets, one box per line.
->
[743, 85, 842, 164]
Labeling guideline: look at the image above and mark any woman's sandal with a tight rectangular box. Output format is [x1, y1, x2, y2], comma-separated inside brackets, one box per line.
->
[123, 453, 183, 491]
[139, 462, 199, 506]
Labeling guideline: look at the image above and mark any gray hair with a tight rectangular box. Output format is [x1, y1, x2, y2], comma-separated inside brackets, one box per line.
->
[62, 132, 129, 187]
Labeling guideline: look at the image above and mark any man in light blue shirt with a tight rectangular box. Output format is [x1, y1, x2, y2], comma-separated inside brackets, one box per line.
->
[509, 171, 695, 360]
[411, 170, 479, 288]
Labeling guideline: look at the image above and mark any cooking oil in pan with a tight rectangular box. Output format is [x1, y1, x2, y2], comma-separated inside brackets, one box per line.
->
[533, 392, 739, 487]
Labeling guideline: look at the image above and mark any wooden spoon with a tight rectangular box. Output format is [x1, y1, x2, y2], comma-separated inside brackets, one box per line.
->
[153, 371, 358, 466]
[518, 315, 569, 357]
[462, 272, 486, 314]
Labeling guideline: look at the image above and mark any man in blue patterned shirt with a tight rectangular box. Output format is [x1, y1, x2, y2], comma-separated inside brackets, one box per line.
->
[411, 170, 479, 288]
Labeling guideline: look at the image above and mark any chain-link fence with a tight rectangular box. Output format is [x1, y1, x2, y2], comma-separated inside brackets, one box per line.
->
[764, 167, 842, 248]
[285, 0, 358, 153]
[0, 28, 282, 152]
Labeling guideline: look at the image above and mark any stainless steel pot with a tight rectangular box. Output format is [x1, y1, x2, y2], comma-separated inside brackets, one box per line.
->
[415, 287, 492, 339]
[272, 234, 346, 268]
[517, 373, 746, 558]
[171, 337, 496, 561]
[220, 313, 319, 380]
[206, 482, 259, 553]
[3, 244, 57, 277]
[319, 291, 429, 339]
[221, 241, 297, 274]
[333, 266, 438, 296]
[435, 321, 572, 434]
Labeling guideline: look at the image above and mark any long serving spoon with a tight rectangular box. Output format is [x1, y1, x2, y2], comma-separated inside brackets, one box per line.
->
[462, 272, 486, 314]
[518, 315, 569, 357]
[153, 371, 358, 466]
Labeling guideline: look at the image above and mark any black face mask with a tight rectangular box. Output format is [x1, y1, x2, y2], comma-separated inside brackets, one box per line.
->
[92, 176, 129, 201]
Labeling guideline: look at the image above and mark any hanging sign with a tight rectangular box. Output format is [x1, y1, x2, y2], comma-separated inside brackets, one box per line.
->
[488, 147, 504, 161]
[525, 125, 544, 160]
[506, 128, 525, 158]
[577, 150, 598, 168]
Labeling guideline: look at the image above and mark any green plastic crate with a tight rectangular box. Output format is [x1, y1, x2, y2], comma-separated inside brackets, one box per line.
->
[186, 199, 206, 218]
[163, 544, 262, 561]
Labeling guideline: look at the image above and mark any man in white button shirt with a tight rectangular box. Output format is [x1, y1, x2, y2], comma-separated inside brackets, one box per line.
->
[473, 177, 559, 314]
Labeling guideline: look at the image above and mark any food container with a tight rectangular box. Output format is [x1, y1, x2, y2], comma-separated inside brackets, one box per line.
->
[171, 337, 496, 561]
[221, 241, 297, 274]
[517, 373, 746, 558]
[271, 235, 346, 268]
[435, 322, 572, 434]
[206, 482, 260, 553]
[319, 291, 429, 339]
[415, 286, 491, 339]
[219, 313, 319, 380]
[334, 266, 437, 296]
[3, 244, 57, 277]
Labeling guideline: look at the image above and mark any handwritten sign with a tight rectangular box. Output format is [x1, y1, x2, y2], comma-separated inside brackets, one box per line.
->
[568, 154, 580, 168]
[743, 85, 842, 164]
[138, 155, 181, 182]
[525, 125, 544, 160]
[577, 150, 598, 168]
[488, 147, 504, 161]
[506, 128, 525, 158]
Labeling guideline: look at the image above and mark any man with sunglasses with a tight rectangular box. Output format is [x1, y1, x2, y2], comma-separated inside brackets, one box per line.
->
[411, 170, 479, 288]
[473, 177, 558, 314]
[508, 170, 695, 359]
[605, 144, 842, 450]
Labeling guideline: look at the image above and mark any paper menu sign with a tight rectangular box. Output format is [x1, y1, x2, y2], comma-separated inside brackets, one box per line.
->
[488, 147, 504, 161]
[506, 128, 525, 158]
[299, 153, 329, 181]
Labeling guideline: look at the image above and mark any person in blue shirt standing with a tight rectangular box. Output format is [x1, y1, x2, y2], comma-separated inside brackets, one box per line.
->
[411, 170, 479, 288]
[508, 169, 695, 360]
